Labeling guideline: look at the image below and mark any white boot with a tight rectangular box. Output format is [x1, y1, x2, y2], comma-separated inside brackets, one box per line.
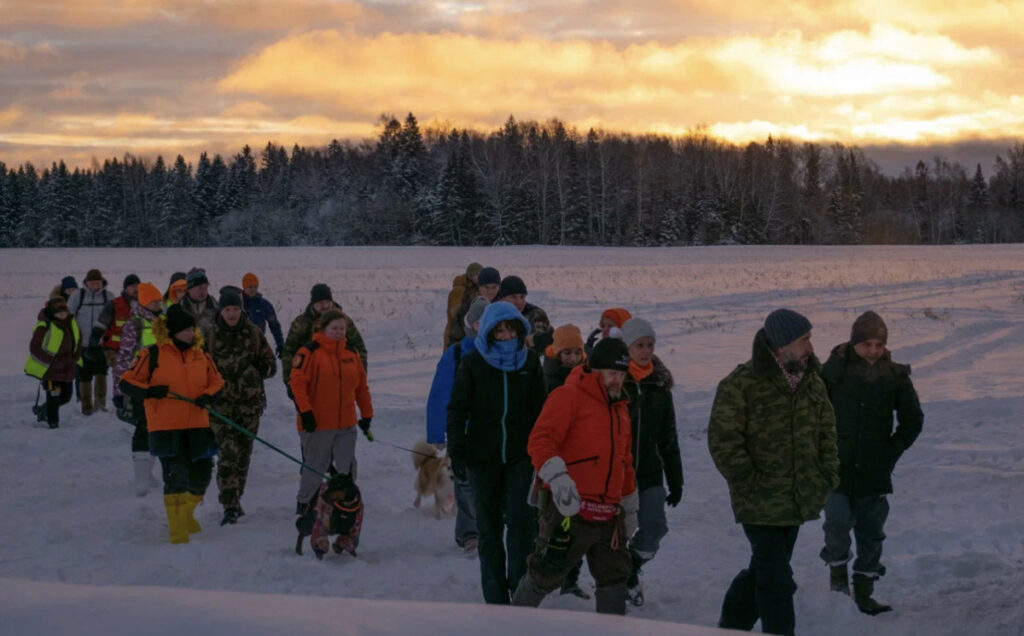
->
[133, 452, 156, 497]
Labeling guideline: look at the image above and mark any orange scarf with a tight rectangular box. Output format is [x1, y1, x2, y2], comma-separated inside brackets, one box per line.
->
[628, 360, 654, 382]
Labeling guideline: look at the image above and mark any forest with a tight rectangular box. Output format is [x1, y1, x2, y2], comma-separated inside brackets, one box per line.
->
[1, 114, 1022, 247]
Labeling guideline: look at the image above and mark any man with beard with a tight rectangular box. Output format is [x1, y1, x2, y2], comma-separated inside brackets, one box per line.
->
[708, 309, 839, 636]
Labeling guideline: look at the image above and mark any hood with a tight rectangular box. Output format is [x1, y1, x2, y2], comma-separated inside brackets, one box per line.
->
[752, 328, 821, 377]
[451, 274, 468, 289]
[476, 301, 531, 345]
[152, 314, 205, 350]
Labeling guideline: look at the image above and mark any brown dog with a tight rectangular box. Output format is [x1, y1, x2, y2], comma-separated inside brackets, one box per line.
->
[412, 438, 455, 519]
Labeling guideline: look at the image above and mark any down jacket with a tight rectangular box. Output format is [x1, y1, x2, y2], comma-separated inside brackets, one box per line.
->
[289, 332, 372, 432]
[624, 355, 684, 493]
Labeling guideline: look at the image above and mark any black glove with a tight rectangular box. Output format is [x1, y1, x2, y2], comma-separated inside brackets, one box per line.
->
[275, 345, 283, 359]
[194, 394, 214, 409]
[358, 417, 372, 433]
[146, 385, 169, 399]
[666, 487, 683, 507]
[450, 455, 467, 481]
[300, 411, 317, 433]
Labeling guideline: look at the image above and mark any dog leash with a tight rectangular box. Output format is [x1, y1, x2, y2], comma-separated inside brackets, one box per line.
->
[169, 392, 329, 480]
[370, 437, 439, 460]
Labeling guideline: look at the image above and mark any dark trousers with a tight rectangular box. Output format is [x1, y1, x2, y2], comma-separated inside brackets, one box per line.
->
[77, 351, 108, 382]
[150, 429, 217, 496]
[44, 380, 73, 426]
[820, 492, 889, 579]
[467, 458, 537, 604]
[131, 410, 150, 453]
[720, 524, 800, 636]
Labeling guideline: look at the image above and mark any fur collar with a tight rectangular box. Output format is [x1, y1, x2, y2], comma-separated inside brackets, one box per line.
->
[152, 314, 205, 350]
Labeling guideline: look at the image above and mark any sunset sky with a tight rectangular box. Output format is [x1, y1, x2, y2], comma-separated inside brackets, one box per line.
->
[1, 0, 1022, 172]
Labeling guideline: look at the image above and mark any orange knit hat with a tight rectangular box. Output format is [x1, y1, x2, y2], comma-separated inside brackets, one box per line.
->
[137, 282, 162, 308]
[242, 272, 259, 288]
[601, 307, 632, 328]
[544, 324, 585, 359]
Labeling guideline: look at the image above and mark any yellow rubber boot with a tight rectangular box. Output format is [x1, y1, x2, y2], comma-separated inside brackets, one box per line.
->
[163, 494, 190, 544]
[182, 493, 203, 534]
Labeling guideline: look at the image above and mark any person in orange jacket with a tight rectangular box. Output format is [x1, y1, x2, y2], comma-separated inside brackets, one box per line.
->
[511, 337, 639, 615]
[289, 309, 373, 520]
[119, 304, 225, 544]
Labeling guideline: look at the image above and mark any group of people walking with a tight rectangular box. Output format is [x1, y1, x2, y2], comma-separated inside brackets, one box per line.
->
[25, 261, 923, 635]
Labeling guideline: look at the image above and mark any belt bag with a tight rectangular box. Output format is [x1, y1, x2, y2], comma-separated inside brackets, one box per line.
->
[578, 500, 618, 522]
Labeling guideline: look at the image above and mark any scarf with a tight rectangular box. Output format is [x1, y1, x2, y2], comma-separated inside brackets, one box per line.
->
[628, 360, 654, 382]
[478, 337, 527, 371]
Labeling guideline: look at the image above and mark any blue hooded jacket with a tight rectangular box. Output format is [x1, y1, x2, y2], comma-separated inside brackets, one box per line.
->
[474, 301, 531, 371]
[243, 293, 285, 350]
[425, 335, 478, 444]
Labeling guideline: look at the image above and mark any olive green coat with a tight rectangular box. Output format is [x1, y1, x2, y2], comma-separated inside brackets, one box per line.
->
[708, 329, 839, 526]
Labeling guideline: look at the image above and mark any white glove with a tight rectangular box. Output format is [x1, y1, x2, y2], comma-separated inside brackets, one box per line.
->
[620, 490, 639, 539]
[538, 456, 581, 517]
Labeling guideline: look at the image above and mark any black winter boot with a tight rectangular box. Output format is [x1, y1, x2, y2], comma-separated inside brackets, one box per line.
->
[853, 577, 892, 616]
[627, 548, 648, 607]
[830, 564, 850, 595]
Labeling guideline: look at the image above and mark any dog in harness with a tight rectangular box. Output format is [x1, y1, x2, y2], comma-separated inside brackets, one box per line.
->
[295, 472, 363, 560]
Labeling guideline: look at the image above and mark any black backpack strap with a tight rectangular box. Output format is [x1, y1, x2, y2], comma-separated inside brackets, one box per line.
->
[147, 344, 160, 377]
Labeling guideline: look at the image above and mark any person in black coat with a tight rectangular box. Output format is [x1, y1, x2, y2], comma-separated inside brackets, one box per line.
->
[447, 301, 548, 605]
[620, 318, 683, 606]
[819, 311, 923, 616]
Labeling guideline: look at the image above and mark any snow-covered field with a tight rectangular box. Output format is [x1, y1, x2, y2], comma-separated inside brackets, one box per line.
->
[1, 245, 1022, 636]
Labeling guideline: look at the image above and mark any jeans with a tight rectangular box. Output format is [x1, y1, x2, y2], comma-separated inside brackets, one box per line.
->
[720, 524, 800, 636]
[453, 471, 478, 546]
[630, 485, 669, 559]
[820, 492, 889, 579]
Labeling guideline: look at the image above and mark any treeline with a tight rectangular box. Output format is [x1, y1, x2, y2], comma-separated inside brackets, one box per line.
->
[1, 114, 1022, 247]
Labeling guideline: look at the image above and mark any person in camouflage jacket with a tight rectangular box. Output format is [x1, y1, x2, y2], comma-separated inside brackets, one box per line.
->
[207, 289, 277, 525]
[708, 309, 839, 636]
[281, 283, 367, 389]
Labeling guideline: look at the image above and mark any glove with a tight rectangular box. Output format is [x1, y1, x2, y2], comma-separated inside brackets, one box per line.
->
[450, 455, 467, 481]
[300, 411, 317, 433]
[358, 417, 373, 440]
[666, 486, 683, 507]
[538, 456, 581, 517]
[194, 394, 214, 409]
[620, 490, 639, 539]
[275, 345, 283, 359]
[146, 385, 169, 399]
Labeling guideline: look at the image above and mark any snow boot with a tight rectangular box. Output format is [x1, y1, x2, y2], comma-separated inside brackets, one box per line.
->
[220, 506, 243, 526]
[627, 548, 647, 607]
[163, 494, 190, 544]
[80, 380, 94, 415]
[595, 584, 628, 615]
[511, 574, 549, 608]
[94, 378, 107, 412]
[132, 452, 156, 497]
[854, 577, 892, 616]
[182, 493, 203, 534]
[830, 563, 850, 595]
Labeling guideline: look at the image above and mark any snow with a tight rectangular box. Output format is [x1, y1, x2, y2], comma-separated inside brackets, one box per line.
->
[1, 245, 1022, 636]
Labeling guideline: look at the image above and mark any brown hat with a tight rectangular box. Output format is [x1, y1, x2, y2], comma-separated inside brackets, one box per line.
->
[850, 311, 888, 345]
[85, 269, 103, 282]
[545, 324, 585, 359]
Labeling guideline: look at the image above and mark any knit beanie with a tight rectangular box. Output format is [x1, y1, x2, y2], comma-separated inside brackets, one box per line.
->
[620, 318, 656, 346]
[601, 308, 632, 329]
[465, 262, 483, 280]
[137, 282, 162, 308]
[310, 283, 333, 304]
[464, 297, 490, 330]
[85, 269, 103, 282]
[61, 276, 77, 290]
[123, 274, 140, 289]
[169, 271, 187, 286]
[763, 308, 812, 349]
[186, 268, 209, 289]
[545, 324, 585, 359]
[477, 267, 501, 287]
[242, 273, 259, 288]
[850, 311, 888, 345]
[165, 304, 195, 335]
[589, 337, 630, 372]
[496, 275, 527, 300]
[219, 287, 243, 309]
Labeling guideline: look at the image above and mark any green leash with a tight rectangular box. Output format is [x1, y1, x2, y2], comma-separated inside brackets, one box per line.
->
[169, 391, 329, 480]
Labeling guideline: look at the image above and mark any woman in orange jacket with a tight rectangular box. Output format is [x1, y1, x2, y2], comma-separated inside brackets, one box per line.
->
[119, 304, 224, 544]
[289, 310, 373, 516]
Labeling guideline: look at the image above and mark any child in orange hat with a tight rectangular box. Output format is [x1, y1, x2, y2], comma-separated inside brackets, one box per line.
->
[584, 307, 631, 358]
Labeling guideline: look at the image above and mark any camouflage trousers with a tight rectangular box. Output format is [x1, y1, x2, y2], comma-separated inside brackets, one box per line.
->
[210, 411, 259, 509]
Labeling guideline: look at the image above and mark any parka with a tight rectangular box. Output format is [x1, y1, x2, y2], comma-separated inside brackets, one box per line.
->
[289, 331, 372, 432]
[624, 355, 684, 493]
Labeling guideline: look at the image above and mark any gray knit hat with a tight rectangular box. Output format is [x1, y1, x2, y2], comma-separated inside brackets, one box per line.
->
[764, 309, 812, 349]
[464, 297, 490, 338]
[620, 318, 655, 346]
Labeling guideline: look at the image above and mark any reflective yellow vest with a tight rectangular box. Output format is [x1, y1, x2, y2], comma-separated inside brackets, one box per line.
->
[25, 320, 81, 379]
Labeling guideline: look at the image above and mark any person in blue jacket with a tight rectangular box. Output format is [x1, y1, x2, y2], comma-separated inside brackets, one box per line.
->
[426, 296, 489, 554]
[241, 273, 285, 358]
